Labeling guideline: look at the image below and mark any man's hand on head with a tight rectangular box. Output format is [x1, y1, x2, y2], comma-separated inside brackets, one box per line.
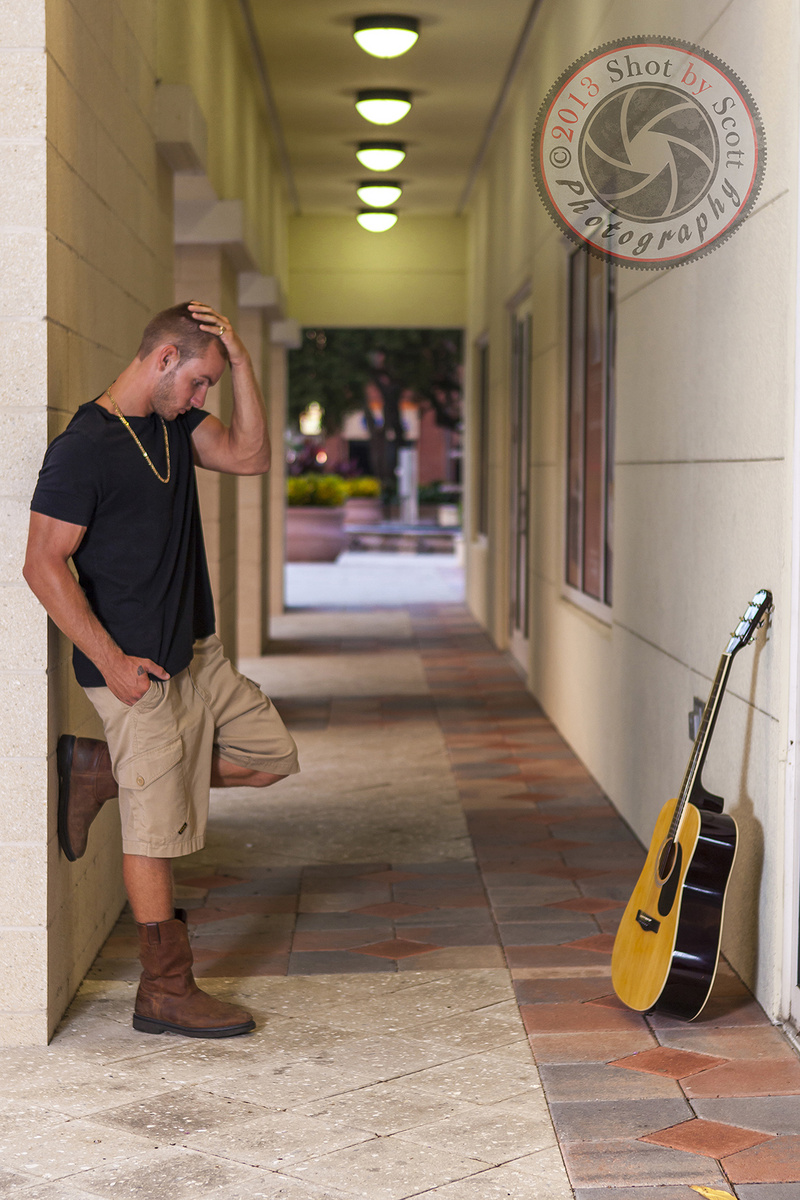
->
[187, 301, 249, 368]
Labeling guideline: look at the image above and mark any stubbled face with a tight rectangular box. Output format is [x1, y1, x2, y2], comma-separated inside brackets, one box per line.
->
[151, 343, 227, 420]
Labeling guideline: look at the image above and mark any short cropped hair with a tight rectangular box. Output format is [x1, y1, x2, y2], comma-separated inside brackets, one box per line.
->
[136, 301, 230, 363]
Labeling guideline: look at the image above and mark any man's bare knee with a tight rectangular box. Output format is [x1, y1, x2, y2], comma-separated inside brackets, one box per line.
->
[249, 770, 285, 788]
[210, 753, 287, 789]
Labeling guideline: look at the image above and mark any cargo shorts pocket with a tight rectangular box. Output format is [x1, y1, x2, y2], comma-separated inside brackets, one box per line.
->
[117, 737, 188, 844]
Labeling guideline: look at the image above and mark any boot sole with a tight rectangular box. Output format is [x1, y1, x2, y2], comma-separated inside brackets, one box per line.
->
[133, 1013, 256, 1038]
[56, 735, 78, 862]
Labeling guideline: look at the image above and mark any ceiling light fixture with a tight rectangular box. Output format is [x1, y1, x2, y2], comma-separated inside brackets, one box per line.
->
[357, 209, 398, 232]
[353, 15, 419, 58]
[357, 181, 403, 207]
[356, 141, 406, 171]
[355, 89, 412, 125]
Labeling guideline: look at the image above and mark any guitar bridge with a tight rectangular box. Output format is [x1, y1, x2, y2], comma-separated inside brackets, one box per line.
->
[636, 909, 660, 933]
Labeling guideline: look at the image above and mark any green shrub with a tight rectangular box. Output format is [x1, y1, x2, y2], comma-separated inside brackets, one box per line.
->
[346, 476, 382, 499]
[286, 474, 347, 507]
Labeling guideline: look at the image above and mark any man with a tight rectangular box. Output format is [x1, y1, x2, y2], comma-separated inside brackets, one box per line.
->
[23, 300, 299, 1038]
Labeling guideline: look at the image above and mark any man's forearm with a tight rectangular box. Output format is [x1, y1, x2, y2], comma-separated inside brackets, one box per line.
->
[24, 557, 122, 678]
[228, 353, 271, 471]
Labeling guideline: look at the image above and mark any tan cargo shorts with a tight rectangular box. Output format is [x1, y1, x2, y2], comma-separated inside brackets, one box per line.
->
[84, 634, 299, 858]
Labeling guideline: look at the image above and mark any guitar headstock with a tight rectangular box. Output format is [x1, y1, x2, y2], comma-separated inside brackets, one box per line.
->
[726, 589, 773, 656]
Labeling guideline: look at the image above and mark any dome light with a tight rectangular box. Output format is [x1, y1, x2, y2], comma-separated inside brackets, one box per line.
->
[357, 181, 402, 207]
[357, 209, 398, 232]
[353, 15, 419, 58]
[355, 89, 412, 125]
[356, 141, 406, 171]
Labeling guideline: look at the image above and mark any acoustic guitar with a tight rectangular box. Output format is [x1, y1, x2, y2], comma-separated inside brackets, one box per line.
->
[611, 588, 772, 1020]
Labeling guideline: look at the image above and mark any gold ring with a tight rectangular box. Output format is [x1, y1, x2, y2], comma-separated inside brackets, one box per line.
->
[218, 324, 225, 335]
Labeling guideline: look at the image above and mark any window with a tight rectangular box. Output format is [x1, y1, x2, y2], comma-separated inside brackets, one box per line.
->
[566, 249, 616, 606]
[475, 340, 490, 537]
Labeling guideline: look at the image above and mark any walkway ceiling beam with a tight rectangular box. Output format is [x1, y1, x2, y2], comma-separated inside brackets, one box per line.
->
[237, 0, 302, 215]
[457, 0, 545, 214]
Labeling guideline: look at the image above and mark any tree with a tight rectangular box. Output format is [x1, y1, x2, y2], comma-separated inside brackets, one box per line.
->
[288, 328, 463, 485]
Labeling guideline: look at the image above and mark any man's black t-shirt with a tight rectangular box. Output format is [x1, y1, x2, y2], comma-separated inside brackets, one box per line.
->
[30, 400, 216, 687]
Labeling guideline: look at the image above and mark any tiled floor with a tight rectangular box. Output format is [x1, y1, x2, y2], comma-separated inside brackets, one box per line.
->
[3, 602, 799, 1199]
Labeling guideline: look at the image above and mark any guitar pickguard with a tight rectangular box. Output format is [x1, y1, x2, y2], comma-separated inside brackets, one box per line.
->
[657, 842, 683, 917]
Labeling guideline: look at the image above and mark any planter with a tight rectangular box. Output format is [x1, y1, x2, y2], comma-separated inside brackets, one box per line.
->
[286, 506, 346, 562]
[344, 497, 383, 526]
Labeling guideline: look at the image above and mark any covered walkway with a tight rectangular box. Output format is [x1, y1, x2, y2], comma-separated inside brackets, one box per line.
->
[1, 599, 797, 1198]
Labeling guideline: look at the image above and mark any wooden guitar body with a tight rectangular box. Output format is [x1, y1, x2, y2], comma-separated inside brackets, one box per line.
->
[612, 797, 738, 1020]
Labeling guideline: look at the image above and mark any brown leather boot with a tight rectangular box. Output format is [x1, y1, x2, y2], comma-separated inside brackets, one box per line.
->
[133, 910, 255, 1038]
[57, 735, 118, 862]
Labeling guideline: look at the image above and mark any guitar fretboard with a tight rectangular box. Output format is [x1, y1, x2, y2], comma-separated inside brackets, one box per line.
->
[669, 652, 734, 841]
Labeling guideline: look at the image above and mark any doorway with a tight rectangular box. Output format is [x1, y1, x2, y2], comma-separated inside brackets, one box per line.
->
[508, 304, 532, 670]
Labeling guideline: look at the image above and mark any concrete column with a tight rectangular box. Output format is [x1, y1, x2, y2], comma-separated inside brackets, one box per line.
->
[267, 321, 302, 619]
[268, 345, 287, 619]
[0, 1, 49, 1046]
[174, 245, 239, 660]
[236, 308, 268, 656]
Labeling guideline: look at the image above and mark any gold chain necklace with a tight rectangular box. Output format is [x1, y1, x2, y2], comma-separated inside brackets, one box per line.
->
[106, 387, 171, 484]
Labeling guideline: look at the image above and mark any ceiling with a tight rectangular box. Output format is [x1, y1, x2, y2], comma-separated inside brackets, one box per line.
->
[250, 0, 535, 216]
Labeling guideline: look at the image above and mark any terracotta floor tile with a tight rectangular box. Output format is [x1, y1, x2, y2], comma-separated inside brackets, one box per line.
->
[193, 954, 290, 977]
[693, 1096, 800, 1136]
[398, 924, 498, 947]
[724, 1134, 800, 1183]
[642, 1117, 773, 1158]
[610, 1046, 728, 1079]
[553, 1097, 692, 1143]
[391, 889, 488, 908]
[731, 1185, 800, 1200]
[521, 1001, 648, 1034]
[586, 993, 630, 1011]
[350, 937, 442, 959]
[290, 930, 377, 952]
[356, 869, 423, 883]
[498, 920, 597, 947]
[560, 1135, 724, 1188]
[567, 934, 616, 954]
[515, 977, 616, 1005]
[529, 1030, 657, 1064]
[506, 945, 618, 969]
[683, 1059, 800, 1098]
[549, 896, 626, 913]
[525, 864, 610, 880]
[396, 945, 507, 970]
[186, 896, 297, 923]
[349, 901, 431, 919]
[572, 1189, 728, 1200]
[659, 1027, 800, 1063]
[595, 910, 624, 935]
[647, 995, 771, 1030]
[178, 874, 243, 890]
[287, 950, 395, 974]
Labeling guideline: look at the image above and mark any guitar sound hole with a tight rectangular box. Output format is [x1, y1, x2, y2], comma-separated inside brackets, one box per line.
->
[658, 839, 677, 880]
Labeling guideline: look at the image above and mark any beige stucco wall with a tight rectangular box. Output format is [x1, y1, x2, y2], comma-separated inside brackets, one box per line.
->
[44, 0, 173, 1044]
[0, 0, 172, 1045]
[465, 0, 799, 1017]
[288, 215, 467, 328]
[0, 0, 289, 1044]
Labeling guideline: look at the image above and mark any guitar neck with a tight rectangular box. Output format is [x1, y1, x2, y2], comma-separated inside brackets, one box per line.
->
[671, 652, 734, 835]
